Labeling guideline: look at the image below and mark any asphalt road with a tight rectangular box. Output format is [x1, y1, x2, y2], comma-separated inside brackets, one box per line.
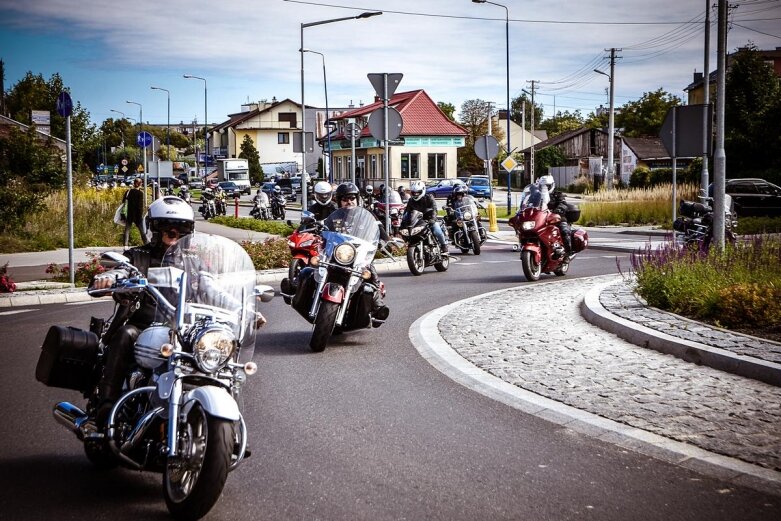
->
[0, 241, 777, 520]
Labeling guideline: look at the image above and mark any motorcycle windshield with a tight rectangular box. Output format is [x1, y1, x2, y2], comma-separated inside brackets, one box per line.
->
[149, 232, 259, 362]
[452, 196, 478, 216]
[323, 207, 381, 246]
[401, 209, 423, 228]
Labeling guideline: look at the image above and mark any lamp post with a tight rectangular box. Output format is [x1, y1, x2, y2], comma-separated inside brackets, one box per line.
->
[472, 0, 511, 213]
[183, 75, 207, 176]
[300, 11, 382, 211]
[150, 86, 170, 159]
[594, 65, 615, 191]
[126, 100, 147, 208]
[109, 109, 126, 149]
[302, 48, 332, 184]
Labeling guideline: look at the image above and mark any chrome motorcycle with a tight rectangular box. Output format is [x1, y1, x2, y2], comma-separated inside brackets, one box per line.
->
[36, 233, 273, 520]
[447, 196, 486, 255]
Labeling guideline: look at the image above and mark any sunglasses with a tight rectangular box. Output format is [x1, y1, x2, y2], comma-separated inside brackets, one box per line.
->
[343, 195, 357, 201]
[163, 228, 182, 239]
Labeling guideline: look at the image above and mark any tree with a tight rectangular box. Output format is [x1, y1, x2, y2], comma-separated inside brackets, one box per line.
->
[539, 110, 584, 138]
[724, 44, 781, 177]
[457, 99, 505, 173]
[437, 102, 456, 121]
[510, 93, 544, 131]
[534, 146, 566, 178]
[238, 135, 263, 184]
[615, 88, 682, 137]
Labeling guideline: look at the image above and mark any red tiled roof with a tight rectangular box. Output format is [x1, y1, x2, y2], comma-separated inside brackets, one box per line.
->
[331, 90, 466, 138]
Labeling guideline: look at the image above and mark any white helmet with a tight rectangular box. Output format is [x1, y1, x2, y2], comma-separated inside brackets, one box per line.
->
[537, 175, 555, 192]
[365, 185, 374, 195]
[146, 196, 195, 241]
[313, 181, 333, 205]
[409, 180, 426, 201]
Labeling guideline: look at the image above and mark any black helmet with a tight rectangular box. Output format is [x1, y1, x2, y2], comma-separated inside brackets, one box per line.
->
[334, 182, 360, 204]
[453, 183, 468, 196]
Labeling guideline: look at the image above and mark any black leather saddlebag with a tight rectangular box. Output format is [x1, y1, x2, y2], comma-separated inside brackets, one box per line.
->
[36, 325, 99, 391]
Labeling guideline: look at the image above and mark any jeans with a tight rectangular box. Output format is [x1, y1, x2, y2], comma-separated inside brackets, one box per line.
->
[431, 221, 447, 248]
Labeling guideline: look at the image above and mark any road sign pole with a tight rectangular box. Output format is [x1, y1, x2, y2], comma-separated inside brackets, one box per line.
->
[383, 74, 391, 235]
[66, 115, 74, 285]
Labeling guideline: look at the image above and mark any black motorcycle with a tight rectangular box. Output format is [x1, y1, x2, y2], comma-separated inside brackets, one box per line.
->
[399, 209, 449, 276]
[199, 189, 217, 219]
[446, 196, 487, 255]
[674, 192, 737, 249]
[270, 193, 287, 220]
[249, 192, 271, 220]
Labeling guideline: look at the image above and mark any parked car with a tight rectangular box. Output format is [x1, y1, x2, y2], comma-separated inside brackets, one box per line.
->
[716, 178, 781, 217]
[464, 175, 493, 200]
[425, 178, 468, 198]
[217, 181, 243, 198]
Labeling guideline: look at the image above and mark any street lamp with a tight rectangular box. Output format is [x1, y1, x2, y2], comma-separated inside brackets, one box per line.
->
[472, 0, 512, 214]
[109, 109, 126, 149]
[594, 68, 615, 190]
[126, 100, 148, 205]
[150, 86, 170, 159]
[183, 75, 207, 175]
[302, 48, 332, 184]
[300, 10, 382, 210]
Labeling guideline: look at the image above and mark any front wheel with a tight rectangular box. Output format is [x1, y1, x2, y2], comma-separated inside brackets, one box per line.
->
[310, 300, 339, 352]
[469, 230, 481, 255]
[406, 243, 425, 276]
[288, 258, 305, 283]
[164, 404, 233, 521]
[521, 250, 542, 281]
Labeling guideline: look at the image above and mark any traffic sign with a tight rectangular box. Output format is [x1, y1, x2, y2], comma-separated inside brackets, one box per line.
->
[368, 107, 403, 141]
[345, 123, 361, 140]
[121, 159, 128, 166]
[367, 73, 403, 99]
[659, 104, 712, 157]
[474, 135, 499, 161]
[501, 156, 518, 173]
[137, 131, 153, 148]
[56, 92, 73, 117]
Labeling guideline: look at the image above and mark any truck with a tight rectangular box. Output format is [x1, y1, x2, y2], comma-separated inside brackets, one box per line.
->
[216, 158, 251, 194]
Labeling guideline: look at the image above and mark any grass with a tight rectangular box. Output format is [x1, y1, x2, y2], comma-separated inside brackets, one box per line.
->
[578, 183, 700, 226]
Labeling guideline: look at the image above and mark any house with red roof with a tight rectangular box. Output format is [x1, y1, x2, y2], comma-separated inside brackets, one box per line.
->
[325, 90, 467, 190]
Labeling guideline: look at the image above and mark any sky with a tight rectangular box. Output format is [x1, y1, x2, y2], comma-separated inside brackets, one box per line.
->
[1, 0, 779, 129]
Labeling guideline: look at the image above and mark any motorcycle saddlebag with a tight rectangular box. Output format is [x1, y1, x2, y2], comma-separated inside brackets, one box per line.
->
[35, 325, 99, 391]
[564, 203, 581, 223]
[572, 228, 589, 253]
[679, 200, 710, 218]
[673, 217, 689, 232]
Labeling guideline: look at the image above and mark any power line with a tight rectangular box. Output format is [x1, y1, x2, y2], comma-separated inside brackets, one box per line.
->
[732, 21, 781, 39]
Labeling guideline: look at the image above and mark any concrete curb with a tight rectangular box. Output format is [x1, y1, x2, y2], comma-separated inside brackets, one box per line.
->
[410, 282, 781, 497]
[580, 279, 781, 387]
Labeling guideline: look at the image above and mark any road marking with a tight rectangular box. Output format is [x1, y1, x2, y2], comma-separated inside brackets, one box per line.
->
[66, 300, 108, 306]
[0, 309, 37, 315]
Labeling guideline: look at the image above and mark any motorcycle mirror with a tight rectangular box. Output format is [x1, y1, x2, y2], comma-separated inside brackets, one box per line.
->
[300, 210, 315, 224]
[254, 284, 275, 303]
[100, 251, 129, 268]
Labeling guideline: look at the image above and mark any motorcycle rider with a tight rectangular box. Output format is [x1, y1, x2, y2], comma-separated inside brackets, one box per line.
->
[397, 185, 409, 203]
[250, 188, 270, 219]
[443, 183, 472, 242]
[214, 185, 227, 215]
[364, 185, 374, 209]
[271, 185, 286, 218]
[308, 181, 338, 221]
[405, 180, 448, 253]
[332, 182, 389, 321]
[538, 174, 572, 259]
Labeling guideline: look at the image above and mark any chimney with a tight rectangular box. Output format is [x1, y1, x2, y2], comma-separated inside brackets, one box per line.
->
[693, 72, 703, 83]
[348, 100, 354, 108]
[272, 96, 277, 103]
[359, 100, 364, 107]
[374, 95, 381, 103]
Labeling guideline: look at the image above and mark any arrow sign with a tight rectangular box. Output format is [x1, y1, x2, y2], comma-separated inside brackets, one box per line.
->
[367, 73, 403, 100]
[56, 92, 73, 117]
[137, 131, 153, 148]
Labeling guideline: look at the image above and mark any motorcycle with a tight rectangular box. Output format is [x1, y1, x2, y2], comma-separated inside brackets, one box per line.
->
[674, 191, 737, 249]
[509, 191, 588, 281]
[446, 196, 487, 255]
[286, 221, 323, 285]
[35, 233, 274, 520]
[249, 192, 271, 221]
[270, 193, 287, 220]
[178, 186, 192, 205]
[399, 209, 449, 276]
[279, 207, 387, 352]
[199, 189, 217, 219]
[214, 190, 227, 216]
[373, 191, 405, 237]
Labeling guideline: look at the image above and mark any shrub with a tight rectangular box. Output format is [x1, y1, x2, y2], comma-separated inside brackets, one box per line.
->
[0, 262, 16, 293]
[713, 282, 781, 328]
[46, 252, 106, 286]
[210, 216, 295, 237]
[566, 175, 593, 194]
[241, 238, 291, 270]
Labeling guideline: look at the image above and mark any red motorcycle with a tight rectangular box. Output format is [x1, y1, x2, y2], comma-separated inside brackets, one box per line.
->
[373, 191, 405, 236]
[509, 196, 588, 281]
[287, 226, 322, 289]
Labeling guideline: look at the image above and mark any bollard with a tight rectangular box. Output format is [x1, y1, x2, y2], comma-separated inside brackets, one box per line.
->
[487, 202, 498, 232]
[234, 196, 240, 218]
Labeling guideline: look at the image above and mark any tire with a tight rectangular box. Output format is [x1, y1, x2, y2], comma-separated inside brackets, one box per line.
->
[164, 404, 233, 521]
[521, 250, 541, 281]
[310, 300, 339, 352]
[288, 258, 305, 283]
[434, 251, 449, 272]
[470, 230, 481, 255]
[406, 244, 425, 276]
[554, 261, 570, 276]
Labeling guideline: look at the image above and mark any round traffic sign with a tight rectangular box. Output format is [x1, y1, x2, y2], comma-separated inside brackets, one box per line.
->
[367, 107, 403, 141]
[121, 159, 128, 166]
[56, 92, 73, 117]
[474, 135, 499, 161]
[137, 131, 153, 148]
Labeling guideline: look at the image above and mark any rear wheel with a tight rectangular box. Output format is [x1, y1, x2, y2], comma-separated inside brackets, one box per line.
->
[470, 230, 481, 255]
[310, 300, 339, 352]
[554, 261, 570, 276]
[434, 250, 449, 272]
[521, 250, 541, 281]
[164, 404, 232, 521]
[406, 244, 425, 276]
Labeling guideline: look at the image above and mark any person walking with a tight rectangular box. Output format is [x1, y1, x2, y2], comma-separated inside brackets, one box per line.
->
[123, 178, 148, 247]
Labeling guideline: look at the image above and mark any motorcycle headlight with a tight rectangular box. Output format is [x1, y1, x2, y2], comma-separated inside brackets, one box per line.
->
[522, 221, 536, 230]
[411, 225, 426, 235]
[334, 243, 356, 265]
[300, 239, 314, 248]
[400, 229, 409, 236]
[463, 211, 473, 220]
[287, 240, 296, 248]
[192, 327, 236, 373]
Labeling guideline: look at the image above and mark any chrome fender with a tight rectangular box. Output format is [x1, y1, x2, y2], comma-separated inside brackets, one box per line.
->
[183, 385, 241, 421]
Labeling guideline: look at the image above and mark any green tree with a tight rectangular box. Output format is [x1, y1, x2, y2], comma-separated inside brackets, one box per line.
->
[437, 101, 456, 121]
[616, 88, 682, 137]
[238, 135, 263, 184]
[457, 99, 506, 173]
[539, 110, 584, 138]
[510, 93, 544, 131]
[725, 44, 781, 176]
[534, 146, 566, 178]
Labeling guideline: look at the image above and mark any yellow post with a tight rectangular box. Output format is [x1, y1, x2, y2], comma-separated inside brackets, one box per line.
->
[487, 202, 498, 232]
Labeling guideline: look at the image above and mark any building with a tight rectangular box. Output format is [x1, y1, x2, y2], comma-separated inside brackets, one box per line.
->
[325, 89, 467, 190]
[0, 114, 67, 154]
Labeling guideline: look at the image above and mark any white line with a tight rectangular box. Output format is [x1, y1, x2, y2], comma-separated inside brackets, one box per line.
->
[0, 309, 37, 316]
[65, 300, 109, 306]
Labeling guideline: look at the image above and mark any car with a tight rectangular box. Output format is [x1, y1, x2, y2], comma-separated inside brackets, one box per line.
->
[464, 175, 492, 200]
[718, 178, 781, 217]
[217, 181, 243, 198]
[425, 178, 467, 198]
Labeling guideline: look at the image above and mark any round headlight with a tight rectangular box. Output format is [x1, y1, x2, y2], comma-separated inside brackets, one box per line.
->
[522, 221, 536, 230]
[400, 229, 409, 236]
[463, 211, 473, 220]
[334, 243, 356, 265]
[193, 327, 235, 373]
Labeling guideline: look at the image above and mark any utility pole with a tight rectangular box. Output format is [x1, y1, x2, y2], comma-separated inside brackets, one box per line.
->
[713, 0, 728, 248]
[486, 102, 493, 182]
[525, 81, 537, 184]
[701, 0, 711, 193]
[521, 99, 526, 183]
[606, 47, 620, 190]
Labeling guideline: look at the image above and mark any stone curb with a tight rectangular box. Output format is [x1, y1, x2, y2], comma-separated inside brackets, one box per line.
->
[410, 279, 781, 497]
[580, 279, 781, 387]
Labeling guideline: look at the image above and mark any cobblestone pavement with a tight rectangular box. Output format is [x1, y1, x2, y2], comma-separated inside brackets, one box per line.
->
[437, 275, 781, 474]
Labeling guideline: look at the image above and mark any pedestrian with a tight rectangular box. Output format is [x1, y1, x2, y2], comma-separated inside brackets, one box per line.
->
[123, 178, 148, 247]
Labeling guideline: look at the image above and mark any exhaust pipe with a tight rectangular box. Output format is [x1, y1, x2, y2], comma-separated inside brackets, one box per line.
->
[53, 402, 89, 440]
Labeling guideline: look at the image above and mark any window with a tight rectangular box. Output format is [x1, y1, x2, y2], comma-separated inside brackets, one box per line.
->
[401, 154, 420, 179]
[370, 155, 378, 179]
[428, 153, 446, 179]
[278, 112, 297, 128]
[278, 132, 290, 144]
